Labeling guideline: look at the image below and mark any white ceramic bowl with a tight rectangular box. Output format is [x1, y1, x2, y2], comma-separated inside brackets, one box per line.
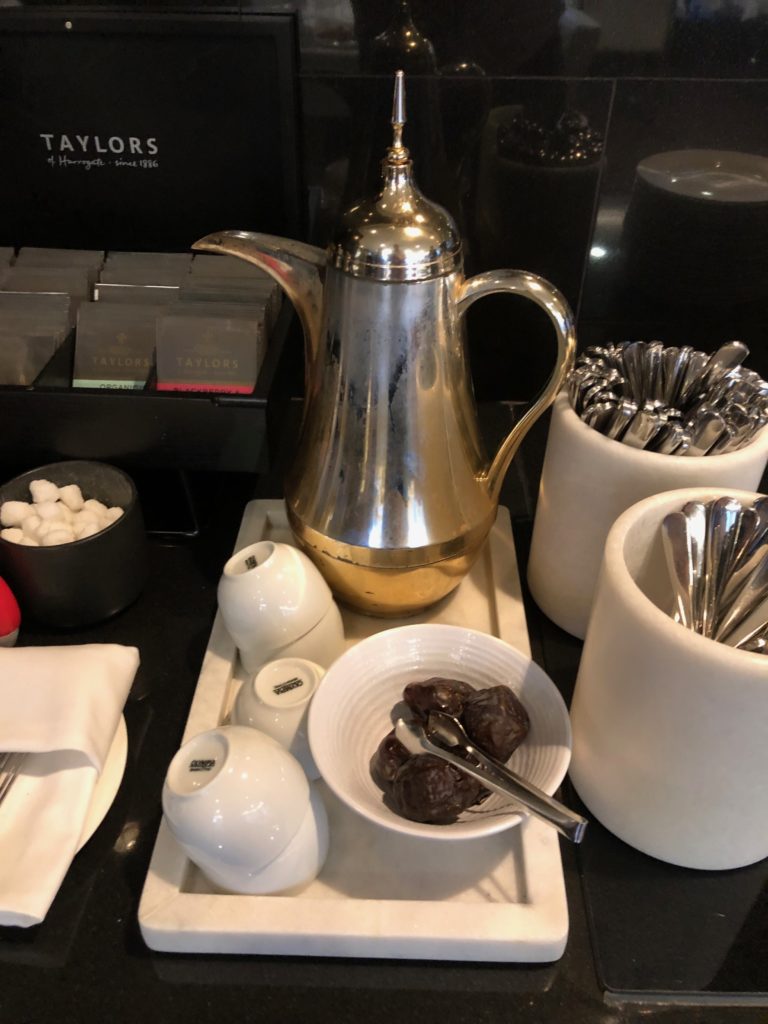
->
[308, 623, 572, 841]
[162, 725, 328, 893]
[232, 657, 324, 779]
[217, 540, 345, 674]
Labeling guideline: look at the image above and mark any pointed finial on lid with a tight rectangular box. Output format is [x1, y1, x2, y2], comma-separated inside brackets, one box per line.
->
[389, 70, 408, 162]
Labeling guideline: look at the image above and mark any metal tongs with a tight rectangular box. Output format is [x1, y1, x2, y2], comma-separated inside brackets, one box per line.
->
[394, 713, 588, 843]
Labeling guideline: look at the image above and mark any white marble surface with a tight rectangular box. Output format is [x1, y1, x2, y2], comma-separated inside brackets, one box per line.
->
[138, 500, 568, 961]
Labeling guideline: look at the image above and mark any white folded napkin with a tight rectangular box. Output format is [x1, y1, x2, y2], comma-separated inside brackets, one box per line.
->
[0, 643, 139, 927]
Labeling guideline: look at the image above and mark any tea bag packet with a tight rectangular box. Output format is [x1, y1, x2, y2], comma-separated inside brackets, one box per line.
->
[16, 246, 103, 263]
[104, 251, 191, 281]
[0, 290, 73, 328]
[15, 247, 104, 278]
[0, 313, 71, 382]
[73, 302, 165, 389]
[0, 291, 72, 383]
[180, 277, 281, 330]
[93, 282, 180, 304]
[180, 275, 272, 298]
[0, 266, 92, 314]
[99, 264, 189, 288]
[155, 312, 266, 393]
[173, 299, 269, 336]
[1, 265, 91, 296]
[190, 253, 271, 279]
[0, 329, 64, 385]
[106, 250, 191, 268]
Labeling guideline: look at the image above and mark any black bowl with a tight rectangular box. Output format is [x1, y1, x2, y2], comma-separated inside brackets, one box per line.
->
[0, 460, 148, 628]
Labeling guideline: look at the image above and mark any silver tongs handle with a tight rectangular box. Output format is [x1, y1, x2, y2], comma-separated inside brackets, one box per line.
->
[394, 718, 588, 843]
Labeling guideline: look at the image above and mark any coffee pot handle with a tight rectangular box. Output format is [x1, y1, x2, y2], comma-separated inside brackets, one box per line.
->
[457, 269, 577, 502]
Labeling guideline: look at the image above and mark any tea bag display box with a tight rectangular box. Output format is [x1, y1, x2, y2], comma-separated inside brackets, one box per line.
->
[0, 11, 301, 472]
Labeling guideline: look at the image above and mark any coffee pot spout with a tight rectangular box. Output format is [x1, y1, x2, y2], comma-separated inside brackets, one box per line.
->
[192, 230, 326, 365]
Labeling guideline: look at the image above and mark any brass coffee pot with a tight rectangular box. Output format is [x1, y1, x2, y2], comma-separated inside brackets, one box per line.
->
[195, 72, 576, 616]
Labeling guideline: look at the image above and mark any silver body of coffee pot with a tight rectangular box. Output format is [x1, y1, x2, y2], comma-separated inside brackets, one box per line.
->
[195, 72, 575, 615]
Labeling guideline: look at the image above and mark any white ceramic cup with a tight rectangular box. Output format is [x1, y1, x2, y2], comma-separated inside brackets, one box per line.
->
[161, 725, 329, 894]
[569, 486, 768, 871]
[528, 393, 768, 639]
[217, 540, 345, 674]
[232, 657, 324, 779]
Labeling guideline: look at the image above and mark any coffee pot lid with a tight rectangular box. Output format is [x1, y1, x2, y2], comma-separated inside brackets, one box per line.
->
[330, 71, 462, 282]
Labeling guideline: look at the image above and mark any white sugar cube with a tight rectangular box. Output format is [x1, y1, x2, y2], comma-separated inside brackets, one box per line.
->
[29, 479, 60, 504]
[2, 476, 127, 546]
[71, 511, 100, 534]
[22, 515, 42, 538]
[73, 507, 100, 524]
[74, 520, 102, 540]
[83, 498, 108, 517]
[43, 527, 75, 546]
[58, 484, 84, 511]
[36, 501, 66, 522]
[0, 501, 32, 527]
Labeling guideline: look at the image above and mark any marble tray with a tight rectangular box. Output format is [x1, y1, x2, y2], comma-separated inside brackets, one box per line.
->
[138, 500, 568, 961]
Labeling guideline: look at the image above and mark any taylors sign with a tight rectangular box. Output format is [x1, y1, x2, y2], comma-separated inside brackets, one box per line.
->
[39, 133, 160, 170]
[40, 134, 159, 155]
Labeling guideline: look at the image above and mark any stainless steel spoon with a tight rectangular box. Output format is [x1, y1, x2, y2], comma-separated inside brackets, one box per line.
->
[661, 512, 695, 628]
[704, 340, 749, 389]
[720, 503, 768, 607]
[622, 405, 660, 449]
[605, 398, 638, 440]
[684, 408, 727, 456]
[393, 716, 588, 843]
[661, 345, 685, 406]
[701, 497, 743, 637]
[722, 593, 768, 649]
[678, 349, 711, 406]
[715, 555, 768, 643]
[682, 501, 708, 633]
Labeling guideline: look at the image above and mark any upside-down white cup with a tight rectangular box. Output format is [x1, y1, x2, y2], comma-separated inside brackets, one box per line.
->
[527, 393, 768, 639]
[569, 486, 768, 871]
[232, 657, 324, 779]
[162, 725, 329, 894]
[217, 540, 345, 675]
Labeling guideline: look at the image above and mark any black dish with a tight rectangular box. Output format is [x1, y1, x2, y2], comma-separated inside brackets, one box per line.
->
[0, 459, 148, 628]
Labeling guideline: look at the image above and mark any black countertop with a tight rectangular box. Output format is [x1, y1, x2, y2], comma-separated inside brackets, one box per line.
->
[0, 408, 766, 1024]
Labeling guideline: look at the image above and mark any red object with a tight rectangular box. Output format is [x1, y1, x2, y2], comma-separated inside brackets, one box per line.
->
[0, 577, 21, 646]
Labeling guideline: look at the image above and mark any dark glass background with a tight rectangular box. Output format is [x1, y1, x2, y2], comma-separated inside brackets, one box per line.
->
[1, 0, 768, 1008]
[5, 1, 768, 400]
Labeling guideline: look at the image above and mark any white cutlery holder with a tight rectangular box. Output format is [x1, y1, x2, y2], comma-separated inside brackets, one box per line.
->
[527, 393, 768, 639]
[569, 486, 768, 871]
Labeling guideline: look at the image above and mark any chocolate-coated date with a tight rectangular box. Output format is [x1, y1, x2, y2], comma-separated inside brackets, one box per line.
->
[462, 685, 530, 762]
[371, 676, 530, 826]
[370, 729, 411, 787]
[390, 754, 481, 824]
[403, 677, 475, 720]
